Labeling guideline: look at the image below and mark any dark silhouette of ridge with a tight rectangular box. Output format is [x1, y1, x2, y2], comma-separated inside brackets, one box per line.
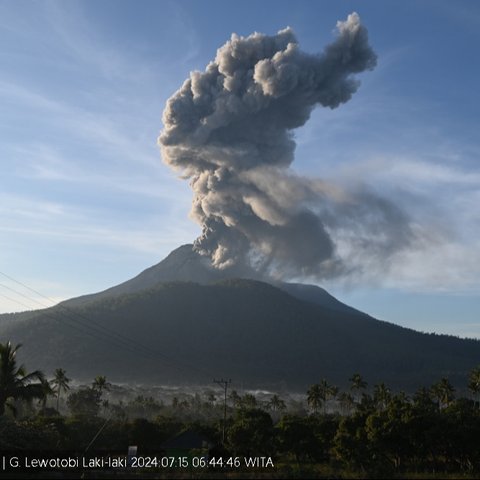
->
[62, 244, 365, 316]
[1, 244, 478, 391]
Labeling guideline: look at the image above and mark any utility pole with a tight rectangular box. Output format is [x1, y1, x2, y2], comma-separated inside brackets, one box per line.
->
[213, 378, 231, 444]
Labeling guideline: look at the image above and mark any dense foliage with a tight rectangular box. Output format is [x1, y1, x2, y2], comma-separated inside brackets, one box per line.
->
[2, 280, 480, 391]
[3, 343, 480, 478]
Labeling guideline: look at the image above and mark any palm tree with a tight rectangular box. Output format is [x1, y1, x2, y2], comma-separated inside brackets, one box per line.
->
[267, 394, 286, 412]
[0, 341, 45, 416]
[431, 377, 455, 409]
[39, 377, 55, 411]
[468, 366, 480, 404]
[92, 375, 111, 396]
[206, 392, 216, 407]
[349, 373, 367, 401]
[307, 384, 323, 414]
[51, 368, 71, 412]
[229, 390, 241, 409]
[239, 393, 257, 410]
[373, 382, 391, 411]
[338, 391, 355, 415]
[317, 379, 338, 414]
[327, 384, 339, 413]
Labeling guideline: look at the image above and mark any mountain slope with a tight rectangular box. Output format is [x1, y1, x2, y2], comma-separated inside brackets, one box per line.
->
[1, 279, 478, 391]
[61, 244, 364, 316]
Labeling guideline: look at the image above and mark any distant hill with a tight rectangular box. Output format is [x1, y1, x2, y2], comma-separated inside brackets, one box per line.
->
[0, 271, 479, 391]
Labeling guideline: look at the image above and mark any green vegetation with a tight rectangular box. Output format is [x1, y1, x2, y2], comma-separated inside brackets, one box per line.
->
[51, 367, 70, 412]
[3, 341, 480, 478]
[2, 280, 480, 392]
[0, 342, 45, 416]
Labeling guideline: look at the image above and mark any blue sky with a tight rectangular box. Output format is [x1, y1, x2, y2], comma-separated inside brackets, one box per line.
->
[0, 0, 479, 337]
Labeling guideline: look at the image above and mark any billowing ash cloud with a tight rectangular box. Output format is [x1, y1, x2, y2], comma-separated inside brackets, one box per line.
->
[159, 13, 414, 280]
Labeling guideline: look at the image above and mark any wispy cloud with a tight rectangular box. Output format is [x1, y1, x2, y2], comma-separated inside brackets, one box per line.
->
[344, 156, 480, 187]
[319, 150, 480, 294]
[0, 2, 204, 315]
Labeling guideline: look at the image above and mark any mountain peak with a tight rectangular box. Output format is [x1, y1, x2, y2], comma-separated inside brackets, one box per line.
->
[138, 244, 218, 284]
[62, 244, 362, 316]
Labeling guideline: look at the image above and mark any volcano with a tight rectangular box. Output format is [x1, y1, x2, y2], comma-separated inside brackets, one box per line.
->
[0, 245, 478, 391]
[62, 244, 366, 317]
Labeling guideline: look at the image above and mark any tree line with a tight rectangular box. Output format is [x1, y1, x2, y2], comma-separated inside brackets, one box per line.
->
[3, 340, 480, 477]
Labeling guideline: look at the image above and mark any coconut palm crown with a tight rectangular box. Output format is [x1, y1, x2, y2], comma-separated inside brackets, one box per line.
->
[0, 341, 45, 416]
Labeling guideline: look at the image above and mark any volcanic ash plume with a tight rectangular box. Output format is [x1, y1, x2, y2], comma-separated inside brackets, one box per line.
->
[159, 13, 413, 280]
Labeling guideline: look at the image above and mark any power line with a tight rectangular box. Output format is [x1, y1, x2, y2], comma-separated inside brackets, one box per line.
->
[0, 271, 214, 380]
[0, 291, 155, 362]
[0, 292, 39, 313]
[0, 281, 157, 360]
[0, 274, 162, 361]
[0, 280, 165, 362]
